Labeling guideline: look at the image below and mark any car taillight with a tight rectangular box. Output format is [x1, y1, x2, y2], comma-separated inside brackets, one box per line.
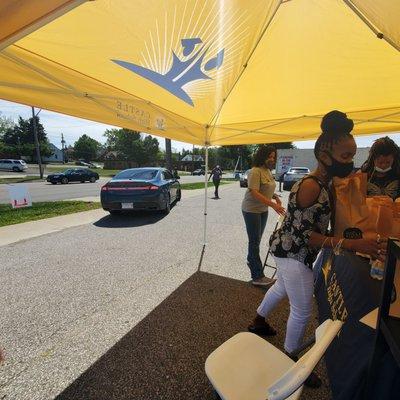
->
[149, 186, 159, 190]
[101, 185, 108, 192]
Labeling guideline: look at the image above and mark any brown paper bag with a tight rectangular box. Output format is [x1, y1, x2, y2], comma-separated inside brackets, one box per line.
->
[333, 173, 399, 238]
[333, 173, 369, 237]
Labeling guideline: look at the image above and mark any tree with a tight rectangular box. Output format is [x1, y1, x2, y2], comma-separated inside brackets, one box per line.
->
[0, 114, 15, 140]
[2, 116, 51, 159]
[270, 142, 295, 149]
[73, 134, 101, 161]
[103, 128, 160, 166]
[216, 145, 253, 170]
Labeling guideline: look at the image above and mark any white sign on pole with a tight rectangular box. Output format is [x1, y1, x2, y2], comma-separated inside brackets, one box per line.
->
[276, 155, 294, 175]
[6, 184, 32, 209]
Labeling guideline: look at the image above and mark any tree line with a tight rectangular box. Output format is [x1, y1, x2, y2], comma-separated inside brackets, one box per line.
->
[1, 114, 293, 169]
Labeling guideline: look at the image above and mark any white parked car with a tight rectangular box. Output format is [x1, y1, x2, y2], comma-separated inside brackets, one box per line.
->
[283, 167, 310, 190]
[0, 159, 28, 172]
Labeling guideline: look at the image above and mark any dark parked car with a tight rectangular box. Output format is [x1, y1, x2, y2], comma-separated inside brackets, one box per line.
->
[101, 167, 181, 215]
[240, 169, 251, 187]
[46, 168, 99, 184]
[192, 169, 205, 175]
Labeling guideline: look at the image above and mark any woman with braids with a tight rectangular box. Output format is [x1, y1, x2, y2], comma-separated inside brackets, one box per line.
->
[247, 111, 386, 388]
[242, 145, 286, 287]
[361, 136, 400, 200]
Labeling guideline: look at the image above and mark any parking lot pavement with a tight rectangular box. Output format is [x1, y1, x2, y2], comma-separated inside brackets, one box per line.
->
[0, 183, 289, 399]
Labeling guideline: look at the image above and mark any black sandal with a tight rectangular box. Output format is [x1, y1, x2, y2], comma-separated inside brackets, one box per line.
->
[247, 322, 277, 336]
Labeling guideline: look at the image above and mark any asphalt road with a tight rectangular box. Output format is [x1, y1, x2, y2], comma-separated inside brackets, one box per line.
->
[0, 184, 289, 400]
[0, 175, 212, 204]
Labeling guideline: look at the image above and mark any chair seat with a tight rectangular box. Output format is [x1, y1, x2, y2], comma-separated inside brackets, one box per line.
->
[205, 332, 303, 400]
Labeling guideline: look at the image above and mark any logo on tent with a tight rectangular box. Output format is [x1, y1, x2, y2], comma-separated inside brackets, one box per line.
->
[112, 38, 224, 106]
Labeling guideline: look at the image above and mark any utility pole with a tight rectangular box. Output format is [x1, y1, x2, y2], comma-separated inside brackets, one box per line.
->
[165, 138, 172, 171]
[31, 106, 43, 179]
[192, 144, 195, 174]
[61, 133, 66, 164]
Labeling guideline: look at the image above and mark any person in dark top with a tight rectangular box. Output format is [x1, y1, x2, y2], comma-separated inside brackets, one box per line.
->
[361, 136, 400, 200]
[247, 110, 386, 388]
[209, 165, 223, 199]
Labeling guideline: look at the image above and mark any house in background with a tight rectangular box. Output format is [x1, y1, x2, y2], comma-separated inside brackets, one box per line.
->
[179, 154, 204, 172]
[43, 143, 64, 163]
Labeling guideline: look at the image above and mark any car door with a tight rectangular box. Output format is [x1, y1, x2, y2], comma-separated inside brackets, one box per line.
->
[78, 169, 88, 181]
[68, 170, 80, 182]
[3, 160, 13, 171]
[163, 170, 177, 200]
[0, 159, 4, 170]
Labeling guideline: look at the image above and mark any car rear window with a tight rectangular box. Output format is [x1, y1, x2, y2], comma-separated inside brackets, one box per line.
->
[114, 169, 158, 180]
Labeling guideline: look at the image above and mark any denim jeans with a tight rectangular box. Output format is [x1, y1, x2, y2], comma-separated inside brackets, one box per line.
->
[242, 210, 269, 280]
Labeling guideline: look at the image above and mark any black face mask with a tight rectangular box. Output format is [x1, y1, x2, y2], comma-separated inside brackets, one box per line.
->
[323, 154, 354, 178]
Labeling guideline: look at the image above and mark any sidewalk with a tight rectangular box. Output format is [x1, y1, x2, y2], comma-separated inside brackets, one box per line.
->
[0, 208, 107, 247]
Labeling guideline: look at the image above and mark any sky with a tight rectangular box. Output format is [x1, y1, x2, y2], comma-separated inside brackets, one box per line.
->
[1, 99, 400, 152]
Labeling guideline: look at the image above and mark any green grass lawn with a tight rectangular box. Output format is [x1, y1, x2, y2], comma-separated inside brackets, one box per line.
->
[0, 176, 42, 185]
[180, 180, 234, 190]
[0, 201, 101, 227]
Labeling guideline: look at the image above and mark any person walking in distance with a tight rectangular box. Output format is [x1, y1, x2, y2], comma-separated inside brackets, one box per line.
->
[209, 165, 223, 199]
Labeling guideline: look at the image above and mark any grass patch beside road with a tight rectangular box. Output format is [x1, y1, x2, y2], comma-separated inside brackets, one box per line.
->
[0, 201, 101, 227]
[0, 176, 42, 184]
[180, 180, 234, 190]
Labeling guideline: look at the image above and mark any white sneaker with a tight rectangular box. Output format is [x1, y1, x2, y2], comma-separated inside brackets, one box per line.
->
[252, 276, 276, 287]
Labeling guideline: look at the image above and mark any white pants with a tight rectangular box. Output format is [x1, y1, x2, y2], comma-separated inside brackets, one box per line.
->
[257, 256, 314, 354]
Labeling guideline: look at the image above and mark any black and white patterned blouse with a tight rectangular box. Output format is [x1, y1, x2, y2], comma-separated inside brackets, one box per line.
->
[269, 176, 332, 268]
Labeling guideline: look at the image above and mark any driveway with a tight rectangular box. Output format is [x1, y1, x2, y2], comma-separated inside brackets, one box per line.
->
[0, 184, 289, 399]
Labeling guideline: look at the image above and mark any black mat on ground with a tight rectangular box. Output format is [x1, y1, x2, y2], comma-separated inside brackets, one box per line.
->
[55, 271, 331, 400]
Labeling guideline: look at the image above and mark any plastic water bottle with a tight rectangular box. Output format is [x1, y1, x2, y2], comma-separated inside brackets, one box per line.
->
[370, 260, 384, 280]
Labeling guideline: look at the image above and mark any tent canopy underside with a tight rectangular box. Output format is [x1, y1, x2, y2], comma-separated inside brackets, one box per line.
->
[1, 0, 400, 145]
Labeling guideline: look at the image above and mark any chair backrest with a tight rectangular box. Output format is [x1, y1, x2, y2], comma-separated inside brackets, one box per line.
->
[267, 319, 343, 400]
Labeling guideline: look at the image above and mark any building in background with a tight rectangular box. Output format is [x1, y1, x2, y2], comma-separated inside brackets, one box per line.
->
[276, 147, 371, 176]
[42, 143, 64, 163]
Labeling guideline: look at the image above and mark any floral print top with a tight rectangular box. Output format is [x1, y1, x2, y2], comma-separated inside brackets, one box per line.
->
[269, 176, 332, 268]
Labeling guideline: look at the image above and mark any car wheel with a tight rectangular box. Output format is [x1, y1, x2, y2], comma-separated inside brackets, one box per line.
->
[163, 194, 171, 214]
[61, 177, 69, 184]
[81, 180, 85, 183]
[51, 182, 57, 185]
[89, 176, 96, 183]
[176, 189, 181, 202]
[12, 166, 19, 172]
[109, 210, 121, 215]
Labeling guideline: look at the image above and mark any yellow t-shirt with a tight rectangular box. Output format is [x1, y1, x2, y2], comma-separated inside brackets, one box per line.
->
[241, 167, 276, 213]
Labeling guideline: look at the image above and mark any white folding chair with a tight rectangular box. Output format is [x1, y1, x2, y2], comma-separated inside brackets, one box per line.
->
[205, 319, 343, 400]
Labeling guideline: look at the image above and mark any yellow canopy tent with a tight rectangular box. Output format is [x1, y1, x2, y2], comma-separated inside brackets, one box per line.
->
[1, 0, 400, 247]
[1, 0, 400, 147]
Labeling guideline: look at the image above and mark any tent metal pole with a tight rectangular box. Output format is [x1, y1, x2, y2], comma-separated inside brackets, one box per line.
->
[203, 145, 209, 247]
[197, 144, 208, 272]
